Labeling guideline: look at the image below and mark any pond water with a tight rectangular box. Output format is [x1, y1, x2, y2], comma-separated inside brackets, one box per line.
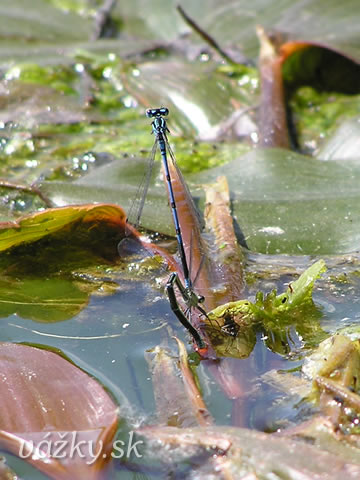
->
[2, 245, 360, 478]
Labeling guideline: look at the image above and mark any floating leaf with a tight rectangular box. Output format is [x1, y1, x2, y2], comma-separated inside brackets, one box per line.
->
[0, 342, 118, 480]
[317, 116, 360, 161]
[0, 0, 91, 42]
[113, 1, 360, 63]
[0, 82, 100, 127]
[120, 58, 256, 139]
[195, 149, 360, 255]
[39, 159, 172, 235]
[0, 204, 126, 254]
[41, 146, 360, 256]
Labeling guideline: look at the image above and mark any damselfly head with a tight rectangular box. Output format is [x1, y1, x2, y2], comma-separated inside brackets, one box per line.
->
[146, 107, 169, 118]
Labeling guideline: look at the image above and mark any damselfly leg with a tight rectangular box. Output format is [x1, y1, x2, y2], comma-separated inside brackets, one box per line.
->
[147, 107, 208, 349]
[166, 272, 207, 349]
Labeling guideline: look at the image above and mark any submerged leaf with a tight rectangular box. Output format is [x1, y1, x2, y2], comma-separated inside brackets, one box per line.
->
[146, 341, 212, 427]
[0, 277, 88, 322]
[175, 338, 213, 426]
[303, 334, 360, 432]
[139, 424, 360, 479]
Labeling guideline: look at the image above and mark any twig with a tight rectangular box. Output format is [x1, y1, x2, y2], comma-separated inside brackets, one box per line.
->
[91, 0, 117, 41]
[177, 4, 237, 65]
[0, 180, 54, 208]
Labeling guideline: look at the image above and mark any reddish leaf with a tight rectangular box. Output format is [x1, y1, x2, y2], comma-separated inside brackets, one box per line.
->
[0, 343, 118, 479]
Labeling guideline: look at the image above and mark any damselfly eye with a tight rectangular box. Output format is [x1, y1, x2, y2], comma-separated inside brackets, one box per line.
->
[146, 108, 168, 118]
[198, 295, 205, 304]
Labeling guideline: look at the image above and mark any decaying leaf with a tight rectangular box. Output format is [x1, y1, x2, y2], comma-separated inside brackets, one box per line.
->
[146, 339, 212, 427]
[303, 334, 360, 430]
[203, 175, 245, 304]
[138, 424, 360, 479]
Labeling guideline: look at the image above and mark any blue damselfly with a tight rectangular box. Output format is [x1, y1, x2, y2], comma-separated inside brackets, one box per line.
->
[119, 108, 207, 348]
[146, 108, 208, 349]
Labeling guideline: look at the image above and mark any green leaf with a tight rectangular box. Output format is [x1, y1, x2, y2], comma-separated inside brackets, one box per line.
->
[114, 0, 360, 62]
[39, 158, 175, 235]
[40, 146, 360, 256]
[207, 260, 326, 357]
[0, 204, 126, 252]
[0, 0, 92, 42]
[317, 116, 360, 161]
[0, 277, 88, 322]
[0, 81, 98, 127]
[195, 148, 360, 255]
[118, 58, 256, 138]
[268, 259, 327, 311]
[209, 260, 326, 321]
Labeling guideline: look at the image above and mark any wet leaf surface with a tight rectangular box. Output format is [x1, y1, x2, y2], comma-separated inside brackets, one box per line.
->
[195, 149, 360, 254]
[0, 204, 126, 253]
[0, 82, 99, 127]
[139, 424, 360, 479]
[40, 145, 360, 256]
[0, 0, 91, 43]
[0, 342, 118, 480]
[119, 58, 257, 139]
[114, 0, 360, 62]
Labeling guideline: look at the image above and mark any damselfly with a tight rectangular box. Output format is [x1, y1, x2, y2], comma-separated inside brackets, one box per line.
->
[146, 108, 208, 349]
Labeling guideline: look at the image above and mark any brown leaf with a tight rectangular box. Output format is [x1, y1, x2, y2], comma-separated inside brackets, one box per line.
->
[139, 425, 360, 479]
[175, 338, 213, 426]
[257, 26, 290, 148]
[203, 175, 245, 304]
[146, 343, 212, 428]
[0, 343, 118, 480]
